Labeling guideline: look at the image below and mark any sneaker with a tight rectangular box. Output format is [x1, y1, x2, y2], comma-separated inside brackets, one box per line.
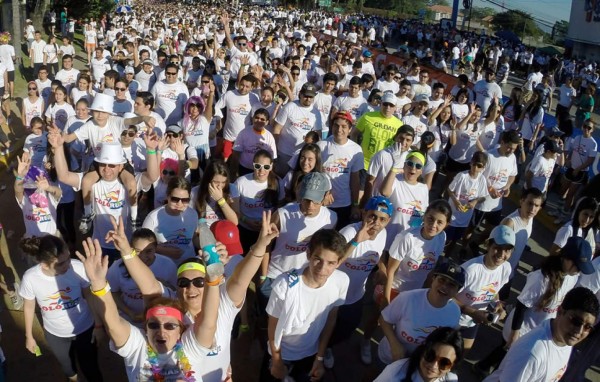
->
[10, 283, 23, 310]
[78, 213, 95, 234]
[360, 339, 372, 365]
[324, 347, 334, 369]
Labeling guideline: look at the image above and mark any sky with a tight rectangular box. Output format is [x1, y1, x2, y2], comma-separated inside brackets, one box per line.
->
[470, 0, 572, 24]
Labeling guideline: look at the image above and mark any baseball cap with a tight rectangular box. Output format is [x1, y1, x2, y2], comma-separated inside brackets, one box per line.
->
[415, 94, 430, 106]
[301, 83, 317, 97]
[362, 50, 373, 58]
[299, 172, 329, 203]
[166, 124, 182, 134]
[124, 66, 135, 74]
[381, 92, 397, 106]
[543, 140, 562, 153]
[210, 220, 243, 256]
[562, 237, 594, 275]
[142, 59, 154, 66]
[432, 257, 466, 288]
[364, 196, 393, 217]
[333, 111, 353, 125]
[487, 225, 516, 248]
[547, 126, 564, 137]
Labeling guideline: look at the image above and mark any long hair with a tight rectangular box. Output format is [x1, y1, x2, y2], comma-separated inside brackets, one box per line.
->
[290, 143, 322, 201]
[253, 149, 279, 209]
[195, 159, 231, 218]
[571, 196, 599, 239]
[535, 255, 565, 311]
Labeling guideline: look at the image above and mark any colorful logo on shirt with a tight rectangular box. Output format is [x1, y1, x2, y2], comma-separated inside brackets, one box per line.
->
[230, 103, 250, 116]
[466, 282, 498, 303]
[401, 325, 439, 345]
[97, 190, 124, 209]
[102, 133, 115, 143]
[551, 364, 567, 382]
[166, 228, 191, 245]
[43, 287, 80, 311]
[285, 235, 311, 253]
[407, 252, 436, 271]
[324, 157, 350, 174]
[159, 89, 180, 101]
[488, 169, 509, 186]
[344, 255, 378, 272]
[291, 117, 312, 131]
[28, 206, 52, 222]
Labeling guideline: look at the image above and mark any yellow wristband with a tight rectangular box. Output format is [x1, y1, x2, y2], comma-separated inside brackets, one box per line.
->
[122, 248, 137, 261]
[217, 198, 227, 206]
[90, 281, 111, 297]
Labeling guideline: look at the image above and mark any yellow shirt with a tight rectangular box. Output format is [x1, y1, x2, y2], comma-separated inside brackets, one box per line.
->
[356, 111, 403, 169]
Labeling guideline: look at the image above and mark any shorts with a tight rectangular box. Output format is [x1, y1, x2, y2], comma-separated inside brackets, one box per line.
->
[565, 168, 588, 184]
[86, 42, 96, 50]
[471, 209, 503, 228]
[373, 284, 399, 307]
[460, 324, 480, 340]
[446, 157, 470, 173]
[222, 139, 234, 159]
[7, 71, 14, 82]
[445, 225, 467, 242]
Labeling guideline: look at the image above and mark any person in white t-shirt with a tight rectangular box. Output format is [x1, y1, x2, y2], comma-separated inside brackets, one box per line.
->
[550, 196, 598, 256]
[483, 287, 599, 382]
[19, 235, 103, 382]
[107, 228, 177, 324]
[330, 76, 367, 123]
[474, 237, 594, 377]
[375, 326, 462, 382]
[454, 225, 514, 352]
[262, 229, 349, 381]
[525, 140, 562, 195]
[231, 108, 278, 175]
[29, 31, 47, 78]
[378, 257, 465, 364]
[54, 55, 80, 94]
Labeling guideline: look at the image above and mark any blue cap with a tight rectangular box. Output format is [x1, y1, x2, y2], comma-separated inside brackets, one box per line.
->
[364, 196, 393, 217]
[488, 225, 516, 247]
[562, 237, 595, 275]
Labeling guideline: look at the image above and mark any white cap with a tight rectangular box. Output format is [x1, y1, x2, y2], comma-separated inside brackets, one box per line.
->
[381, 92, 397, 106]
[94, 142, 127, 164]
[89, 93, 115, 115]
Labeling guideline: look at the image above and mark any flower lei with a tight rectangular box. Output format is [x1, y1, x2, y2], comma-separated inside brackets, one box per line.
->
[146, 341, 196, 382]
[0, 32, 11, 44]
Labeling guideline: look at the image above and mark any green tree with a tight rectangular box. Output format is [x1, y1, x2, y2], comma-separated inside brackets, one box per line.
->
[491, 10, 542, 39]
[470, 6, 496, 20]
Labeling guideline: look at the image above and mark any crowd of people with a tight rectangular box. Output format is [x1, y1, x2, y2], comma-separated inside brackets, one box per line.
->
[0, 1, 598, 381]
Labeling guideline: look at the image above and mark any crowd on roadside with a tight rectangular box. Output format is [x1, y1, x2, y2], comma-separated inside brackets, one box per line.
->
[0, 1, 598, 381]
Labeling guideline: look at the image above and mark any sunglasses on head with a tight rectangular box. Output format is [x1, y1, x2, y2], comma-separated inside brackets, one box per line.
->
[253, 163, 272, 171]
[405, 160, 423, 170]
[147, 321, 180, 331]
[162, 169, 176, 176]
[177, 276, 205, 289]
[121, 131, 136, 137]
[423, 348, 454, 371]
[170, 196, 190, 204]
[166, 132, 179, 138]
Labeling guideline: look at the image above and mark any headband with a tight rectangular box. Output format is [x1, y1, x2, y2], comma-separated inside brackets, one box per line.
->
[406, 151, 426, 166]
[146, 306, 183, 322]
[177, 262, 206, 277]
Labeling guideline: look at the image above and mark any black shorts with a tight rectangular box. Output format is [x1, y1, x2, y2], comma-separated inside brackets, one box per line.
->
[471, 208, 503, 228]
[7, 71, 14, 82]
[565, 168, 588, 184]
[446, 157, 470, 173]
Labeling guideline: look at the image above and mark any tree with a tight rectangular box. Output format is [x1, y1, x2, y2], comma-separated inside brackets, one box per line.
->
[470, 6, 496, 20]
[491, 10, 543, 40]
[430, 0, 450, 6]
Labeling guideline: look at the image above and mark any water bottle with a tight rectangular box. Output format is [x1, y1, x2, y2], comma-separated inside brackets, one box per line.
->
[198, 218, 224, 278]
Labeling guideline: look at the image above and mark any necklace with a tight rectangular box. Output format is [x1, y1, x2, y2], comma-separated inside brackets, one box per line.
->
[145, 341, 196, 381]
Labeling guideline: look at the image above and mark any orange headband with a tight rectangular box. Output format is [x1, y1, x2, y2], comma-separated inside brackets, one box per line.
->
[146, 306, 183, 322]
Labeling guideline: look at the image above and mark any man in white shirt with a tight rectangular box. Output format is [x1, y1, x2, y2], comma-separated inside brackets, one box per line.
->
[474, 67, 503, 115]
[55, 55, 80, 93]
[150, 62, 189, 125]
[29, 31, 47, 77]
[484, 286, 599, 382]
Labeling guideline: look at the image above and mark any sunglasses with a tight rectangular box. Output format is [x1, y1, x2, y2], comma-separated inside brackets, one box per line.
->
[238, 42, 247, 46]
[98, 163, 118, 168]
[162, 169, 176, 176]
[292, 72, 300, 75]
[568, 314, 594, 332]
[115, 87, 127, 91]
[177, 276, 205, 289]
[170, 196, 190, 204]
[28, 87, 37, 90]
[201, 80, 210, 84]
[147, 321, 180, 331]
[382, 103, 395, 107]
[405, 160, 423, 170]
[121, 131, 136, 137]
[166, 132, 180, 138]
[471, 162, 484, 168]
[166, 71, 178, 76]
[423, 348, 454, 371]
[171, 61, 180, 65]
[253, 163, 272, 171]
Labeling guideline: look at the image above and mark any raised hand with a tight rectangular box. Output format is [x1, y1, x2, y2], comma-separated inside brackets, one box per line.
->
[16, 152, 31, 178]
[257, 210, 279, 247]
[47, 131, 65, 148]
[143, 131, 159, 150]
[208, 182, 224, 201]
[35, 176, 50, 191]
[104, 215, 132, 253]
[172, 137, 185, 157]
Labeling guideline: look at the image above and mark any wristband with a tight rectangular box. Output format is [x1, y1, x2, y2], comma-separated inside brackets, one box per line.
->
[259, 276, 267, 281]
[122, 248, 137, 260]
[316, 356, 324, 362]
[146, 149, 157, 155]
[392, 168, 401, 174]
[350, 240, 359, 247]
[15, 175, 24, 181]
[90, 281, 111, 297]
[217, 198, 227, 206]
[206, 275, 224, 286]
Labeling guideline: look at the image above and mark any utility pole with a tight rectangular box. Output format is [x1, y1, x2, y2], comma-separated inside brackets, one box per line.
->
[12, 0, 23, 62]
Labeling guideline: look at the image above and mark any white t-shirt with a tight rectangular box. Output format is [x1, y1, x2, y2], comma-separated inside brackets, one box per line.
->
[24, 132, 48, 168]
[567, 135, 597, 171]
[375, 358, 458, 382]
[232, 127, 278, 170]
[214, 89, 255, 142]
[401, 114, 428, 146]
[45, 102, 75, 131]
[502, 269, 578, 342]
[332, 94, 367, 122]
[111, 324, 209, 382]
[181, 114, 210, 155]
[150, 80, 190, 125]
[266, 269, 348, 360]
[483, 319, 571, 382]
[0, 44, 15, 71]
[142, 206, 199, 260]
[267, 203, 337, 279]
[478, 148, 518, 212]
[22, 96, 44, 128]
[386, 177, 430, 248]
[552, 222, 596, 254]
[456, 255, 511, 327]
[526, 154, 556, 193]
[558, 84, 576, 107]
[275, 100, 323, 156]
[43, 43, 59, 64]
[339, 222, 386, 304]
[19, 260, 94, 337]
[317, 138, 364, 208]
[448, 123, 482, 163]
[190, 184, 240, 228]
[30, 40, 47, 63]
[234, 173, 284, 230]
[388, 226, 446, 292]
[448, 170, 489, 227]
[55, 68, 81, 89]
[74, 116, 125, 156]
[378, 289, 461, 364]
[17, 189, 60, 237]
[473, 80, 502, 114]
[107, 254, 177, 317]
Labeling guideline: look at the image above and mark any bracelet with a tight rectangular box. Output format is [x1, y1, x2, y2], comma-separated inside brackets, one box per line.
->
[217, 198, 227, 206]
[15, 175, 24, 181]
[392, 168, 401, 174]
[259, 275, 267, 281]
[316, 356, 324, 362]
[90, 281, 111, 297]
[146, 149, 157, 155]
[206, 275, 224, 286]
[122, 248, 137, 260]
[350, 240, 359, 247]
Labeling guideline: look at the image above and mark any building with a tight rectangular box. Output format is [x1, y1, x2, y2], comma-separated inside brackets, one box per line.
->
[428, 5, 464, 25]
[567, 0, 600, 59]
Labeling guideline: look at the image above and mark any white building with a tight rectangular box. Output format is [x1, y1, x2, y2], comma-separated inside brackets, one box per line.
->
[567, 0, 600, 59]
